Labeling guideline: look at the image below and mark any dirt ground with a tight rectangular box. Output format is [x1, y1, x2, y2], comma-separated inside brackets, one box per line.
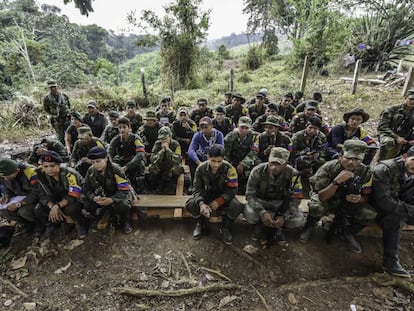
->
[1, 217, 414, 311]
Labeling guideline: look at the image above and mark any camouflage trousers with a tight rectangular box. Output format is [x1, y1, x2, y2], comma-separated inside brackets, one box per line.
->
[0, 202, 37, 223]
[244, 198, 305, 229]
[308, 191, 377, 221]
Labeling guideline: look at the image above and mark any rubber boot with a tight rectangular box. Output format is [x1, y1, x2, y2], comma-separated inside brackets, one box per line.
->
[220, 216, 234, 245]
[299, 216, 318, 243]
[343, 231, 362, 254]
[383, 255, 411, 278]
[192, 216, 207, 240]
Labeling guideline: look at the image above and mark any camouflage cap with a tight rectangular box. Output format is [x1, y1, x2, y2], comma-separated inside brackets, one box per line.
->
[145, 111, 157, 120]
[259, 88, 268, 97]
[78, 125, 92, 138]
[158, 126, 172, 139]
[86, 100, 97, 108]
[215, 106, 226, 114]
[268, 147, 289, 164]
[305, 102, 317, 110]
[0, 158, 19, 177]
[262, 115, 282, 128]
[108, 110, 119, 118]
[342, 140, 367, 160]
[406, 88, 414, 100]
[238, 116, 252, 128]
[46, 80, 58, 88]
[126, 100, 136, 108]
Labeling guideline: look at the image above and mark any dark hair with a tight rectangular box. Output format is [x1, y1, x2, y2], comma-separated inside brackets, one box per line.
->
[208, 144, 225, 158]
[117, 117, 131, 127]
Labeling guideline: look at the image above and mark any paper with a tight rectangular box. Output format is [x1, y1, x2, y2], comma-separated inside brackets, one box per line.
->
[0, 195, 26, 210]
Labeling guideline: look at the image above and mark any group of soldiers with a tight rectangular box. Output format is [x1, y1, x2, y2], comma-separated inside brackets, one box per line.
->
[1, 80, 414, 279]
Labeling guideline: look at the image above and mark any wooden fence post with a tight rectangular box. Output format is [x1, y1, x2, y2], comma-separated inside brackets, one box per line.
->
[402, 67, 414, 96]
[300, 55, 309, 93]
[229, 68, 234, 93]
[351, 59, 362, 95]
[397, 59, 404, 74]
[140, 68, 148, 100]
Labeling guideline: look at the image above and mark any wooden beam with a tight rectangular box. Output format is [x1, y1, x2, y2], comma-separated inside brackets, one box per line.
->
[351, 59, 362, 95]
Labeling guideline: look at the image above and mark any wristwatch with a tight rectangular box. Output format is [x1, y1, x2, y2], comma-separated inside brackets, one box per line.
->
[15, 202, 22, 208]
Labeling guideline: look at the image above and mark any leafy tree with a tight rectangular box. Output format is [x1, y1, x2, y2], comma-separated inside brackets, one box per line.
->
[217, 44, 231, 60]
[128, 0, 210, 89]
[245, 45, 265, 70]
[63, 0, 93, 16]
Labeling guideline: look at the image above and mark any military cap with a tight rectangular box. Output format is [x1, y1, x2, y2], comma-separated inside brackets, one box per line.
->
[118, 117, 130, 127]
[197, 98, 208, 105]
[407, 145, 414, 157]
[262, 115, 282, 128]
[215, 106, 226, 114]
[294, 91, 304, 99]
[126, 100, 136, 108]
[0, 159, 19, 177]
[238, 116, 252, 128]
[86, 100, 97, 108]
[87, 146, 107, 160]
[78, 126, 92, 138]
[108, 110, 119, 118]
[283, 92, 293, 99]
[259, 88, 268, 97]
[177, 106, 190, 116]
[307, 116, 322, 127]
[158, 126, 172, 139]
[232, 93, 246, 104]
[70, 111, 82, 122]
[312, 92, 323, 102]
[406, 89, 414, 100]
[46, 80, 58, 88]
[269, 147, 289, 164]
[145, 111, 157, 120]
[41, 150, 64, 163]
[267, 103, 278, 112]
[199, 116, 212, 126]
[343, 108, 369, 123]
[305, 103, 317, 110]
[256, 92, 266, 98]
[342, 140, 367, 160]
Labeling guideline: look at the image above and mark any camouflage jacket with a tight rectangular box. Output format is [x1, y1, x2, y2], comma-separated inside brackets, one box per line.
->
[225, 104, 248, 125]
[247, 103, 267, 122]
[82, 112, 108, 138]
[43, 92, 70, 119]
[101, 125, 120, 144]
[123, 112, 143, 133]
[190, 108, 214, 126]
[212, 117, 234, 137]
[372, 157, 414, 217]
[257, 131, 293, 162]
[108, 133, 145, 169]
[246, 163, 303, 215]
[192, 160, 238, 207]
[377, 104, 414, 139]
[138, 123, 163, 153]
[224, 129, 259, 168]
[292, 129, 328, 158]
[276, 104, 295, 123]
[172, 119, 197, 140]
[70, 138, 105, 165]
[29, 139, 69, 165]
[150, 139, 182, 171]
[82, 162, 130, 204]
[289, 112, 328, 134]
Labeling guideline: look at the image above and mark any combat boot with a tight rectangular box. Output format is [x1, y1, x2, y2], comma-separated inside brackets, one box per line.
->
[343, 231, 362, 254]
[383, 256, 411, 278]
[299, 216, 318, 243]
[192, 216, 207, 240]
[251, 223, 265, 241]
[220, 216, 234, 245]
[274, 228, 286, 246]
[74, 221, 88, 239]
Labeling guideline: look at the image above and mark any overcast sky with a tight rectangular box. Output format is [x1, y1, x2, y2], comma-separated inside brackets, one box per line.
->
[38, 0, 249, 40]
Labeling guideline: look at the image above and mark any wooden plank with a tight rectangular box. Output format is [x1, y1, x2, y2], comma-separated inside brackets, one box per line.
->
[402, 67, 414, 97]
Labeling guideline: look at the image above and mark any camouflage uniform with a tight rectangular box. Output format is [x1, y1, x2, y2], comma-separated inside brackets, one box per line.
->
[124, 112, 143, 133]
[292, 129, 328, 171]
[248, 103, 267, 123]
[138, 123, 163, 154]
[101, 125, 120, 144]
[244, 162, 305, 228]
[290, 112, 328, 134]
[277, 104, 295, 123]
[212, 117, 234, 137]
[156, 110, 176, 126]
[252, 114, 286, 133]
[257, 131, 292, 162]
[29, 138, 69, 165]
[70, 137, 105, 177]
[225, 104, 248, 125]
[43, 90, 71, 143]
[82, 112, 108, 138]
[190, 108, 214, 126]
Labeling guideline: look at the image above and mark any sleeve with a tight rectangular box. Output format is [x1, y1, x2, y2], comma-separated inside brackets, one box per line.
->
[329, 125, 345, 149]
[377, 107, 398, 138]
[216, 131, 224, 146]
[192, 166, 206, 206]
[246, 166, 266, 215]
[70, 141, 81, 164]
[66, 172, 82, 200]
[125, 136, 145, 170]
[43, 97, 53, 115]
[107, 137, 117, 160]
[112, 173, 130, 203]
[82, 170, 96, 202]
[188, 133, 200, 162]
[214, 165, 238, 206]
[164, 143, 181, 165]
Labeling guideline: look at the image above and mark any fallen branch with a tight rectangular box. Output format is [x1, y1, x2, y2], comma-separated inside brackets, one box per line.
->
[0, 276, 28, 297]
[229, 245, 263, 267]
[199, 266, 232, 283]
[179, 251, 192, 279]
[114, 283, 242, 298]
[251, 285, 272, 311]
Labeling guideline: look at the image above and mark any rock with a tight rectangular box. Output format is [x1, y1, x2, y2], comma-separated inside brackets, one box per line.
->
[54, 261, 71, 274]
[161, 280, 169, 288]
[4, 299, 13, 307]
[23, 302, 36, 310]
[288, 293, 297, 305]
[153, 254, 161, 260]
[243, 244, 258, 255]
[10, 256, 27, 270]
[139, 273, 148, 281]
[63, 239, 84, 250]
[218, 295, 238, 309]
[94, 260, 103, 268]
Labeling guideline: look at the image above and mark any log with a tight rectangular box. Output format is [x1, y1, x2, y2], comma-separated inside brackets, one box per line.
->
[114, 283, 242, 298]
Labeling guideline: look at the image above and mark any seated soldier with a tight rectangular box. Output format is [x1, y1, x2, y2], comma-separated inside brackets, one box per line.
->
[172, 107, 197, 159]
[295, 97, 322, 115]
[185, 144, 243, 244]
[101, 111, 120, 144]
[138, 111, 163, 156]
[0, 158, 39, 237]
[108, 118, 146, 193]
[248, 91, 268, 122]
[34, 151, 88, 239]
[212, 106, 234, 137]
[291, 91, 304, 108]
[82, 100, 108, 138]
[70, 126, 105, 177]
[292, 117, 329, 196]
[290, 103, 328, 135]
[256, 115, 292, 163]
[148, 126, 184, 194]
[190, 98, 214, 127]
[244, 147, 305, 244]
[328, 108, 377, 165]
[156, 99, 176, 126]
[372, 146, 414, 277]
[65, 112, 85, 155]
[225, 93, 248, 125]
[276, 93, 295, 124]
[224, 116, 259, 193]
[252, 103, 287, 133]
[81, 147, 133, 234]
[218, 91, 233, 107]
[299, 140, 376, 254]
[123, 100, 143, 133]
[29, 138, 69, 165]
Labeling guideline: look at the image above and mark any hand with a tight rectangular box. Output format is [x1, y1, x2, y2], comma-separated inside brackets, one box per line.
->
[93, 196, 102, 203]
[396, 136, 408, 145]
[6, 202, 18, 212]
[182, 121, 190, 129]
[49, 205, 65, 222]
[273, 216, 285, 229]
[96, 197, 114, 206]
[334, 170, 354, 185]
[261, 212, 275, 228]
[236, 164, 244, 175]
[345, 194, 361, 204]
[209, 200, 219, 211]
[161, 141, 169, 151]
[200, 203, 211, 218]
[0, 196, 9, 205]
[81, 157, 92, 164]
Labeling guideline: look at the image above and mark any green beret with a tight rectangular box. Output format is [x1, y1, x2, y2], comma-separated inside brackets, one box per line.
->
[0, 159, 19, 177]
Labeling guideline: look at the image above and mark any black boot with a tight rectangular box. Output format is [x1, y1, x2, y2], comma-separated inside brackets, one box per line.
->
[192, 216, 207, 240]
[220, 216, 234, 245]
[251, 223, 265, 241]
[299, 216, 318, 243]
[274, 228, 286, 246]
[74, 221, 88, 239]
[343, 231, 362, 254]
[383, 255, 411, 278]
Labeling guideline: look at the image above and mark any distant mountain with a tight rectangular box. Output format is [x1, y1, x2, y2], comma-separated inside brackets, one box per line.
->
[205, 33, 262, 50]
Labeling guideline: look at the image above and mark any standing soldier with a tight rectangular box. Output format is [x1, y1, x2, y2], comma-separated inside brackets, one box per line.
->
[123, 100, 143, 133]
[185, 145, 243, 244]
[82, 100, 108, 138]
[43, 80, 71, 144]
[101, 111, 120, 144]
[377, 89, 414, 160]
[212, 106, 234, 137]
[148, 127, 184, 194]
[190, 98, 214, 127]
[108, 118, 146, 193]
[34, 151, 88, 239]
[81, 147, 133, 234]
[372, 146, 414, 277]
[224, 116, 258, 193]
[244, 147, 305, 244]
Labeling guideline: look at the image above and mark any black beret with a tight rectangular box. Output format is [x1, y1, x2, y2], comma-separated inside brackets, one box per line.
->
[267, 103, 278, 111]
[87, 147, 107, 160]
[307, 116, 322, 127]
[41, 150, 64, 163]
[215, 106, 226, 114]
